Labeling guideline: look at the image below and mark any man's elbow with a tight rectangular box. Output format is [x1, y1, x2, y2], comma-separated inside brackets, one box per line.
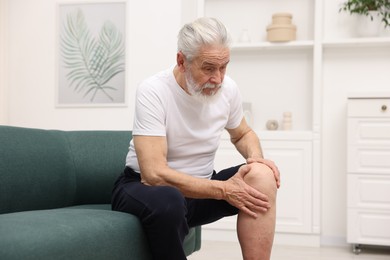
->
[140, 168, 166, 186]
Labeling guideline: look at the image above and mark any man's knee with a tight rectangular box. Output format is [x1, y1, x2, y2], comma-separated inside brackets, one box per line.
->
[244, 163, 277, 199]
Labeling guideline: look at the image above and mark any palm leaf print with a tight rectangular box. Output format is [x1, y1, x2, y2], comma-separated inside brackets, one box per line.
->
[60, 9, 125, 102]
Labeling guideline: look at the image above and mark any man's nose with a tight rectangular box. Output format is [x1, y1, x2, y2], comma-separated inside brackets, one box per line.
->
[210, 70, 223, 85]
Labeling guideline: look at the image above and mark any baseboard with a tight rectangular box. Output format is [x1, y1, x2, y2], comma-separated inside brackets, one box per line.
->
[320, 235, 348, 247]
[274, 233, 321, 247]
[201, 227, 321, 247]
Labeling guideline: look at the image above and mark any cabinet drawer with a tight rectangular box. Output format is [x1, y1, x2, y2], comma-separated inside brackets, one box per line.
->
[347, 146, 390, 174]
[347, 174, 390, 209]
[347, 209, 390, 246]
[348, 118, 390, 146]
[348, 99, 390, 118]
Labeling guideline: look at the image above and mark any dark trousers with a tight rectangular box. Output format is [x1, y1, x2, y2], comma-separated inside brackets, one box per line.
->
[111, 165, 242, 260]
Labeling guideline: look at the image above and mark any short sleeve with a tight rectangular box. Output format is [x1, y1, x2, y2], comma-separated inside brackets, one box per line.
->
[225, 78, 244, 129]
[132, 81, 166, 136]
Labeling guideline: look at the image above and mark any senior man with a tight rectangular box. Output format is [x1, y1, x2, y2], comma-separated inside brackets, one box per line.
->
[112, 17, 280, 260]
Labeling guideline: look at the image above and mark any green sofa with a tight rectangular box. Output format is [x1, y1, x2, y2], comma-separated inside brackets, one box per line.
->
[0, 125, 201, 260]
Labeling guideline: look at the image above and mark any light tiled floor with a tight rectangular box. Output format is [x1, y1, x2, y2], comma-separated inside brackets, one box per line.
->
[188, 241, 390, 260]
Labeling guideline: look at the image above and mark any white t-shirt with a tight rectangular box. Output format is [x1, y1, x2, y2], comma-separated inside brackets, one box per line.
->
[126, 67, 243, 179]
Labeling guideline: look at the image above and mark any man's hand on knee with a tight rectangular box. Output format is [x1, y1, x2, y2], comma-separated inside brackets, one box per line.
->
[246, 157, 280, 188]
[222, 165, 270, 219]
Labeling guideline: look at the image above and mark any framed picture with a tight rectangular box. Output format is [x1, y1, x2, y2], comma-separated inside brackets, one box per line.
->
[57, 1, 126, 107]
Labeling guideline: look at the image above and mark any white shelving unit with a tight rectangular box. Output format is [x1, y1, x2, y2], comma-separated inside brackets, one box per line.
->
[231, 41, 314, 51]
[186, 0, 323, 246]
[183, 0, 390, 246]
[191, 0, 321, 133]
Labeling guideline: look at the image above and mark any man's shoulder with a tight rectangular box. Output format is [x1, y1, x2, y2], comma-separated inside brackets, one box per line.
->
[143, 68, 172, 84]
[138, 68, 173, 92]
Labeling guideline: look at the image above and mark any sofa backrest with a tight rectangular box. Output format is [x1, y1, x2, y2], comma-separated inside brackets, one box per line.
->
[0, 126, 131, 214]
[66, 131, 131, 205]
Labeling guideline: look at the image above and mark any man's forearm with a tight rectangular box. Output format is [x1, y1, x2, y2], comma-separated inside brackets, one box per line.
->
[232, 129, 264, 160]
[141, 165, 227, 200]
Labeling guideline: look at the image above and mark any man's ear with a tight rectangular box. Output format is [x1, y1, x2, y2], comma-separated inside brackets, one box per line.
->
[176, 51, 186, 72]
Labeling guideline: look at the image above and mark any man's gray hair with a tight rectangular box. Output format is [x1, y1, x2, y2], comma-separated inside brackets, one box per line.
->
[177, 17, 231, 62]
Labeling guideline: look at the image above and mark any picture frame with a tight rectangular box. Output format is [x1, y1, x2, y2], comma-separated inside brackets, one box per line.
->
[56, 1, 127, 107]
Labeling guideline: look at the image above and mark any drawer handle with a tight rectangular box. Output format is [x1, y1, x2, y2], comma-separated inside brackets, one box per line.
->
[382, 105, 387, 112]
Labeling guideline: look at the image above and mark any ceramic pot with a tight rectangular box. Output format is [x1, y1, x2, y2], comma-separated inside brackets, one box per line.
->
[266, 12, 296, 42]
[267, 24, 296, 42]
[272, 13, 293, 25]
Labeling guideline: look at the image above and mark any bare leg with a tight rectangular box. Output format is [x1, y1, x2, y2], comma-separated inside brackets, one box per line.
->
[237, 163, 277, 260]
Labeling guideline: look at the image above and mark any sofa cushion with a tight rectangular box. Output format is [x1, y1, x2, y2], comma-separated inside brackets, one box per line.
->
[68, 205, 201, 256]
[0, 204, 201, 260]
[0, 205, 152, 260]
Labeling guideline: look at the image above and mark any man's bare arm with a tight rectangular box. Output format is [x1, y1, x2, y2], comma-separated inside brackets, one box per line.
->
[227, 118, 281, 188]
[133, 135, 270, 216]
[226, 118, 263, 159]
[134, 135, 225, 198]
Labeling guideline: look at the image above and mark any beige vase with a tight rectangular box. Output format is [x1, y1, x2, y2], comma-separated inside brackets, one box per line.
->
[266, 13, 296, 42]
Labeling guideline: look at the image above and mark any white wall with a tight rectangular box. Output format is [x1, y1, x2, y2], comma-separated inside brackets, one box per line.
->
[2, 0, 181, 130]
[0, 0, 7, 124]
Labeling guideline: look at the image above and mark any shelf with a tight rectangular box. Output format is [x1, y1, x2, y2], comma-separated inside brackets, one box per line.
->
[348, 91, 390, 99]
[323, 37, 390, 48]
[232, 37, 390, 51]
[257, 130, 313, 141]
[220, 130, 313, 141]
[231, 41, 314, 51]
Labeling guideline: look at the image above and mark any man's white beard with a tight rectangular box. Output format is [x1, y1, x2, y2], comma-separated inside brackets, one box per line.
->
[185, 70, 223, 104]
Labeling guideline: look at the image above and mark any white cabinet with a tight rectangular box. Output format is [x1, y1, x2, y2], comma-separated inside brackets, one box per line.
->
[213, 132, 313, 233]
[347, 96, 390, 253]
[204, 132, 319, 245]
[261, 136, 313, 234]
